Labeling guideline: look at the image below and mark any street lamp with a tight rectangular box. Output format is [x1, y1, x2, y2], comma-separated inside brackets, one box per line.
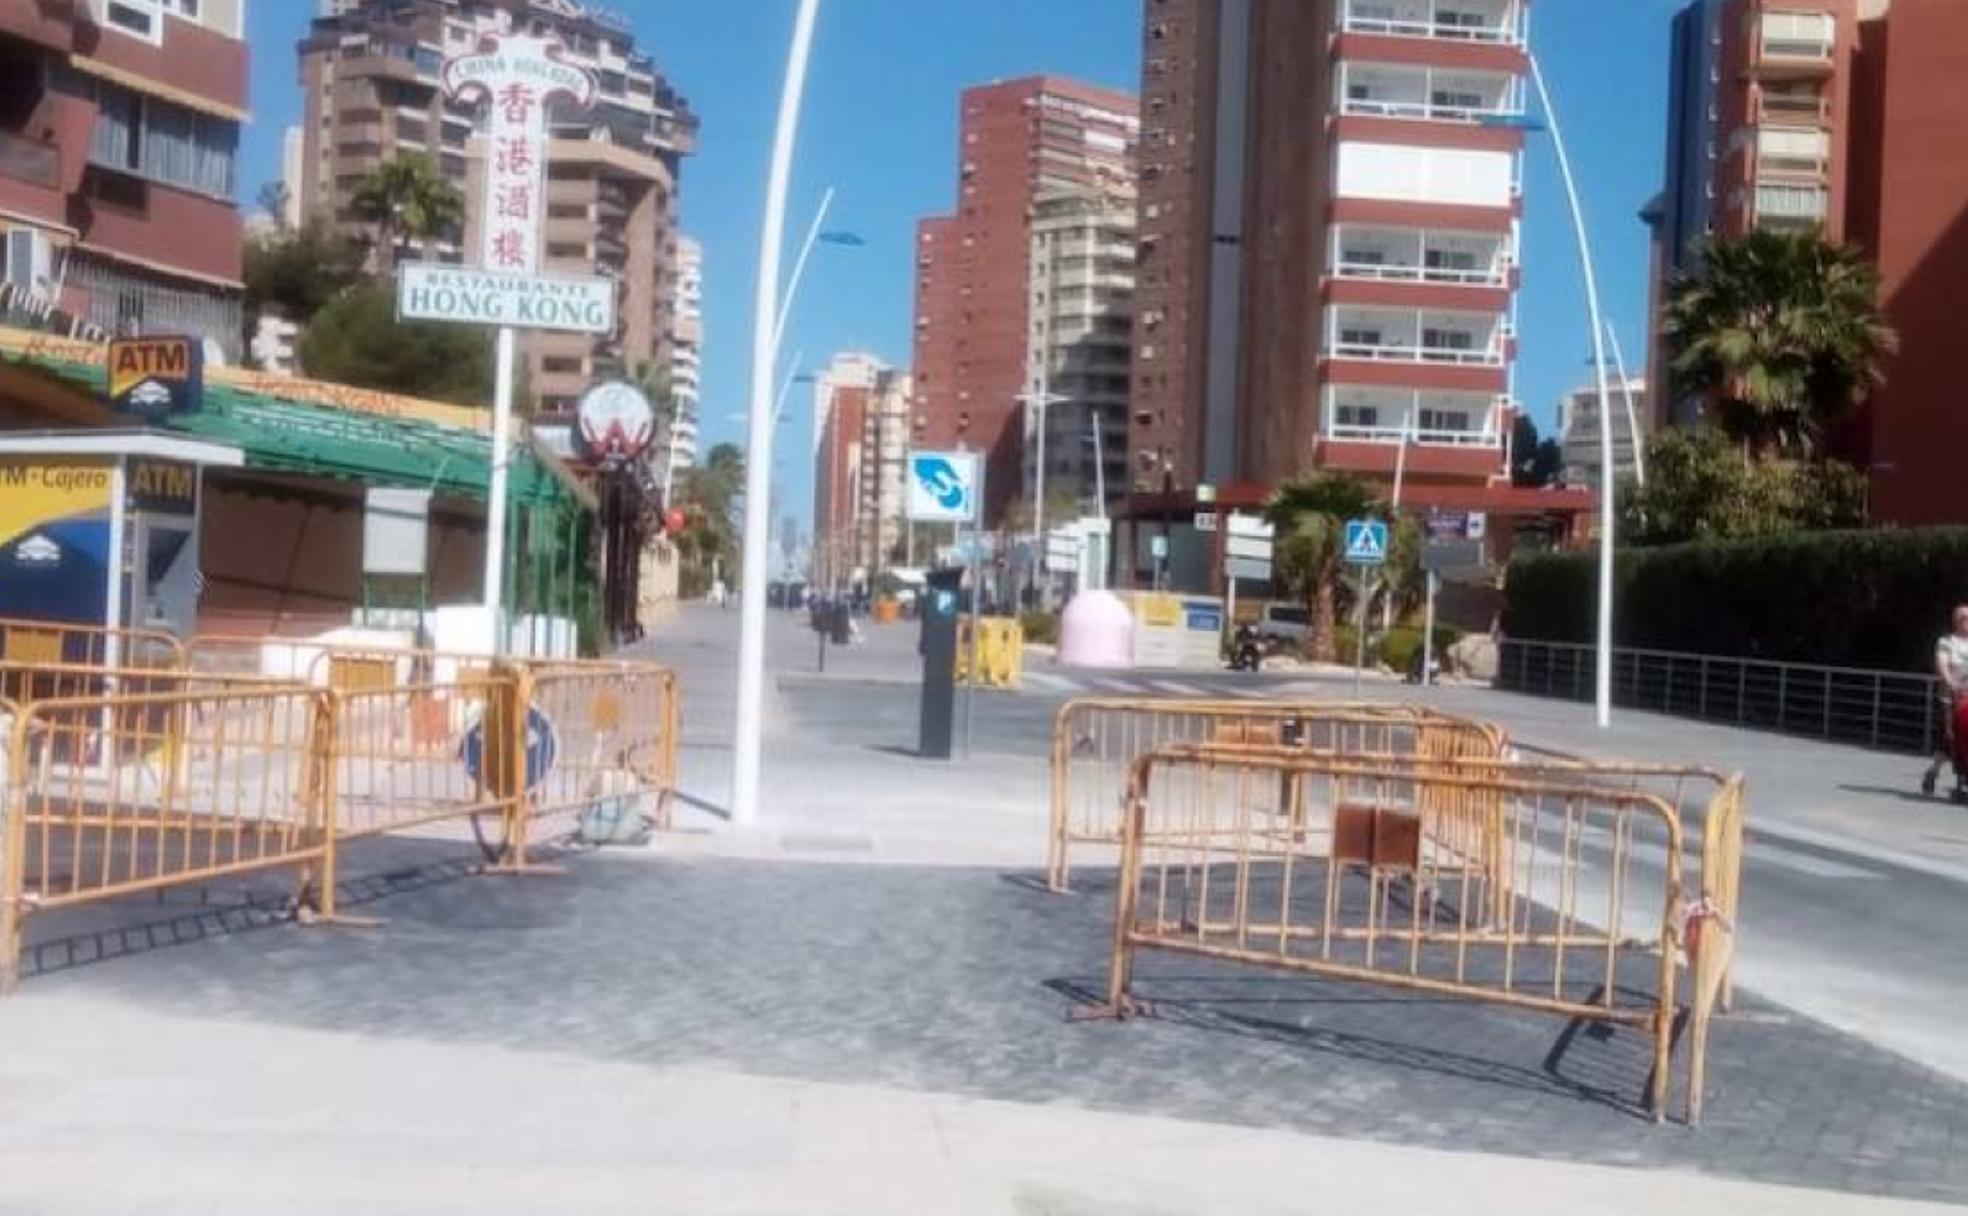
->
[1486, 53, 1617, 730]
[733, 0, 821, 828]
[1017, 388, 1071, 604]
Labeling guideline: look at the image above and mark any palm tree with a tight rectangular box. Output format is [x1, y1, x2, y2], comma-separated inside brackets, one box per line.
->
[350, 153, 465, 271]
[1665, 230, 1896, 458]
[1265, 473, 1379, 662]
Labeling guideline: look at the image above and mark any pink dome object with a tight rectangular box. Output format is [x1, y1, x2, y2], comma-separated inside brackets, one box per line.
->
[1057, 590, 1135, 669]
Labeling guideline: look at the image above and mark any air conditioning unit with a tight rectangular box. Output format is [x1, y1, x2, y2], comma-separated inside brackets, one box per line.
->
[3, 228, 56, 299]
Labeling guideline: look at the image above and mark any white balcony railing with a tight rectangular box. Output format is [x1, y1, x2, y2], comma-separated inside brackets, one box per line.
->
[1327, 421, 1501, 447]
[1330, 340, 1506, 367]
[1339, 96, 1522, 124]
[1332, 259, 1511, 287]
[1340, 4, 1523, 45]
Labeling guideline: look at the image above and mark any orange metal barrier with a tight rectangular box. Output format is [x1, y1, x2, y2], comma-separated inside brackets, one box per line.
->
[515, 662, 681, 865]
[1048, 698, 1507, 892]
[1093, 743, 1732, 1123]
[0, 656, 682, 989]
[0, 618, 182, 671]
[1, 685, 333, 989]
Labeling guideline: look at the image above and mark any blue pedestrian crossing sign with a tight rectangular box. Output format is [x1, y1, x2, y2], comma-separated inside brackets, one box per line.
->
[1344, 518, 1389, 565]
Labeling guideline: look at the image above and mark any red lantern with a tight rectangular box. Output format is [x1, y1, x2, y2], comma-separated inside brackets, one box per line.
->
[664, 507, 686, 536]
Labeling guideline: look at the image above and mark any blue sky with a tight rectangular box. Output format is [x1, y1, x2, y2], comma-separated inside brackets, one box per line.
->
[241, 0, 1688, 533]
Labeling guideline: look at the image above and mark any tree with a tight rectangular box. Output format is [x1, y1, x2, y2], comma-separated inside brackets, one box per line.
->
[255, 181, 293, 232]
[1265, 473, 1379, 661]
[1620, 426, 1867, 545]
[297, 281, 494, 405]
[244, 220, 366, 321]
[668, 443, 746, 595]
[1665, 231, 1896, 457]
[350, 153, 465, 270]
[1510, 414, 1564, 487]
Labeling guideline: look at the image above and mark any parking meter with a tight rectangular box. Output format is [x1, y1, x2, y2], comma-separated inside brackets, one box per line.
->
[918, 567, 964, 759]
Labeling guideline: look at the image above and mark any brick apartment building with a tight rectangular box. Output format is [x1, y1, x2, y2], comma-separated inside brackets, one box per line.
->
[909, 76, 1139, 524]
[296, 0, 696, 417]
[0, 0, 247, 359]
[1651, 0, 1968, 524]
[1127, 0, 1581, 591]
[811, 352, 910, 593]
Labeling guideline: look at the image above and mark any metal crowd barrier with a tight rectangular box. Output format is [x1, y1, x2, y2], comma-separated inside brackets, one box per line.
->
[0, 618, 183, 671]
[1090, 743, 1744, 1124]
[0, 650, 683, 990]
[1047, 698, 1507, 892]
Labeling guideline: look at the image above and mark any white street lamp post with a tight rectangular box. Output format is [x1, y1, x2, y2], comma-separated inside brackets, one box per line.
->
[1528, 52, 1616, 730]
[733, 0, 821, 827]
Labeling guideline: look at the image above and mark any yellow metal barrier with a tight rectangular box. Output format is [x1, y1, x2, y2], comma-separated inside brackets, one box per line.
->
[1, 685, 334, 989]
[0, 653, 683, 989]
[516, 662, 681, 867]
[1047, 698, 1507, 892]
[0, 618, 182, 670]
[957, 618, 1024, 688]
[1094, 744, 1716, 1122]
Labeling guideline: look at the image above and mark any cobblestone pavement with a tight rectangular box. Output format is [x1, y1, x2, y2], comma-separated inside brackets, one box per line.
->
[25, 847, 1968, 1206]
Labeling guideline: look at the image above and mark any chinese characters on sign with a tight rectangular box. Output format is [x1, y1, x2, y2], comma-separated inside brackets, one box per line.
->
[441, 35, 597, 275]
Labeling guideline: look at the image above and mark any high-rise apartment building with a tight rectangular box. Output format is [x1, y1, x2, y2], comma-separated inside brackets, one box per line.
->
[296, 0, 697, 415]
[1558, 377, 1650, 491]
[1649, 0, 1855, 427]
[1651, 0, 1966, 523]
[1129, 1, 1557, 589]
[909, 76, 1138, 523]
[812, 353, 910, 591]
[1025, 186, 1135, 518]
[664, 234, 702, 482]
[0, 0, 248, 358]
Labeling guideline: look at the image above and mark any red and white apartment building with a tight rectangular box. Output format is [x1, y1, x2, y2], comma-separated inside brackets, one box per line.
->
[1127, 0, 1588, 590]
[0, 0, 247, 360]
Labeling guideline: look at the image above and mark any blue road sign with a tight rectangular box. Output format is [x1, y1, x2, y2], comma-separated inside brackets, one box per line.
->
[1344, 518, 1389, 566]
[460, 705, 557, 792]
[907, 450, 980, 524]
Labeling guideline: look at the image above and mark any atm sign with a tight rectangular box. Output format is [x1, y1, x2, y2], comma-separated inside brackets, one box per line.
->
[108, 336, 203, 420]
[127, 458, 197, 515]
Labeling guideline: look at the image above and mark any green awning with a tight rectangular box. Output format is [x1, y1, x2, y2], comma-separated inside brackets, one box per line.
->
[0, 343, 590, 511]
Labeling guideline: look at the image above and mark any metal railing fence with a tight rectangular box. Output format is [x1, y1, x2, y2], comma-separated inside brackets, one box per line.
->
[1497, 638, 1942, 753]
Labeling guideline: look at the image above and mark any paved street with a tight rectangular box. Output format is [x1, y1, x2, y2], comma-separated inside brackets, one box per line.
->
[2, 602, 1967, 1213]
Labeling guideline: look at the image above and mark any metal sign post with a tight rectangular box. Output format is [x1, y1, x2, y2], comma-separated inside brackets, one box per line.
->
[437, 36, 597, 653]
[1421, 569, 1439, 688]
[1343, 518, 1389, 695]
[905, 450, 982, 758]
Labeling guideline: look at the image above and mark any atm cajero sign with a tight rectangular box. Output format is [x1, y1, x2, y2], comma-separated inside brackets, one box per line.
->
[126, 458, 197, 515]
[108, 336, 203, 420]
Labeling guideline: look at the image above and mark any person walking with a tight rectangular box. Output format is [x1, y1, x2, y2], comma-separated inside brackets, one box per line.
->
[1921, 604, 1968, 797]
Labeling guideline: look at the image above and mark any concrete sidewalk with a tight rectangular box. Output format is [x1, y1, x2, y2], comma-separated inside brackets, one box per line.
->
[0, 993, 1954, 1216]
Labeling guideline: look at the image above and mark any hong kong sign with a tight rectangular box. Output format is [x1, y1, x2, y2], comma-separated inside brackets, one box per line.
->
[441, 35, 597, 275]
[398, 265, 615, 334]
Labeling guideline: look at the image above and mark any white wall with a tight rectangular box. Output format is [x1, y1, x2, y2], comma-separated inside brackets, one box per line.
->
[1334, 142, 1516, 208]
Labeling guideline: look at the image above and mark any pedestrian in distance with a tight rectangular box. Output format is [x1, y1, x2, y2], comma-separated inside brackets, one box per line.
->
[1920, 604, 1968, 799]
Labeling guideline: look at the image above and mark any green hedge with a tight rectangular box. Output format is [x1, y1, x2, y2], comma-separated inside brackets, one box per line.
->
[1502, 527, 1968, 670]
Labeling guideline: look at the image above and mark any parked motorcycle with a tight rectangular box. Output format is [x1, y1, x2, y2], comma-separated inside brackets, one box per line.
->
[1228, 625, 1263, 673]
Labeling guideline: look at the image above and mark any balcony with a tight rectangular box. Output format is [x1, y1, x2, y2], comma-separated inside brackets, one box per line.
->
[1326, 305, 1508, 368]
[1339, 0, 1525, 46]
[1753, 127, 1832, 179]
[1757, 89, 1829, 126]
[1336, 62, 1522, 124]
[1751, 183, 1828, 231]
[1323, 386, 1504, 447]
[1330, 223, 1513, 287]
[1754, 13, 1835, 77]
[0, 130, 59, 189]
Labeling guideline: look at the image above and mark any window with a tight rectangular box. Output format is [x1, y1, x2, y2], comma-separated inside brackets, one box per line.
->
[1425, 248, 1478, 271]
[1338, 326, 1384, 347]
[1420, 408, 1474, 433]
[1335, 403, 1381, 428]
[548, 203, 587, 220]
[67, 72, 237, 197]
[541, 356, 583, 375]
[1422, 328, 1476, 352]
[546, 242, 587, 260]
[105, 0, 160, 41]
